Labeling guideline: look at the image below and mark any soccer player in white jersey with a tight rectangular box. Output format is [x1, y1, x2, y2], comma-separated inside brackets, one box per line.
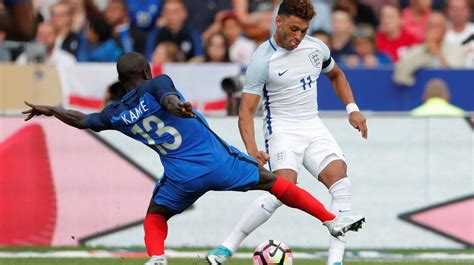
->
[207, 1, 368, 265]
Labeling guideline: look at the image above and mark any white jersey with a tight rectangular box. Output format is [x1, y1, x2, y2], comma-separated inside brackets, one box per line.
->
[243, 35, 335, 135]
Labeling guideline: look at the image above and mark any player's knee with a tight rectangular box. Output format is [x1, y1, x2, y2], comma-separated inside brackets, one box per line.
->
[147, 204, 176, 219]
[319, 164, 347, 188]
[258, 167, 276, 188]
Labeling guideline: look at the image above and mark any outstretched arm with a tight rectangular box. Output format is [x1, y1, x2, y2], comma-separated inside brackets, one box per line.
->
[325, 64, 368, 139]
[23, 101, 89, 129]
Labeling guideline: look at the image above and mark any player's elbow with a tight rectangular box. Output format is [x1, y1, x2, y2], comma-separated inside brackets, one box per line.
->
[238, 108, 254, 123]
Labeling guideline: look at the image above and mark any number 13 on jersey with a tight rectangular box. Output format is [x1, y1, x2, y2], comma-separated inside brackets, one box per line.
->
[131, 115, 182, 154]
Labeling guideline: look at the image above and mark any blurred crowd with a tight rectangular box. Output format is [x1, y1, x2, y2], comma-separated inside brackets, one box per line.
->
[0, 0, 473, 80]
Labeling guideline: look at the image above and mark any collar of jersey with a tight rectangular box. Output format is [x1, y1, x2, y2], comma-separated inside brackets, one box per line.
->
[269, 37, 280, 50]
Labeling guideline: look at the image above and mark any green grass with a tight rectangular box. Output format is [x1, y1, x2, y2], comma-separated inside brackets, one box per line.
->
[1, 246, 473, 254]
[1, 247, 472, 264]
[0, 258, 472, 265]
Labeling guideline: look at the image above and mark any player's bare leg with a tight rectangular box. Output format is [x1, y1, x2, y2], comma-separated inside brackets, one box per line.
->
[319, 160, 352, 265]
[144, 198, 176, 265]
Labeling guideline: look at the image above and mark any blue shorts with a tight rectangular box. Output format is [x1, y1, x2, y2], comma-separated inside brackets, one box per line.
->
[152, 153, 260, 213]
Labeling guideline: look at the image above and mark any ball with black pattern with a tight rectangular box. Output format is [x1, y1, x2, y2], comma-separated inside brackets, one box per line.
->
[253, 239, 293, 265]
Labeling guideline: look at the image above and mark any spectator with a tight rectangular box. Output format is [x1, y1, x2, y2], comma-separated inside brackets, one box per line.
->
[311, 29, 331, 48]
[376, 4, 419, 62]
[16, 21, 76, 65]
[0, 0, 36, 40]
[232, 0, 277, 42]
[399, 0, 446, 10]
[67, 0, 101, 33]
[411, 78, 465, 117]
[77, 18, 123, 62]
[309, 0, 333, 34]
[184, 0, 232, 34]
[344, 24, 392, 68]
[102, 81, 127, 108]
[220, 12, 256, 65]
[126, 0, 163, 31]
[394, 12, 465, 85]
[50, 1, 80, 56]
[0, 30, 11, 61]
[151, 41, 184, 76]
[444, 0, 474, 67]
[191, 31, 230, 63]
[331, 8, 355, 63]
[145, 0, 202, 61]
[104, 0, 147, 54]
[360, 0, 399, 18]
[335, 0, 378, 27]
[402, 0, 432, 42]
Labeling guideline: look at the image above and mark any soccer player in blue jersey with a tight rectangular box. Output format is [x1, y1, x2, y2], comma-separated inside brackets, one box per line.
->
[23, 52, 364, 265]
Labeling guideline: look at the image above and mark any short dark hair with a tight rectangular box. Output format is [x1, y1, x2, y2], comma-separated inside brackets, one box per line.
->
[277, 0, 315, 21]
[116, 52, 148, 84]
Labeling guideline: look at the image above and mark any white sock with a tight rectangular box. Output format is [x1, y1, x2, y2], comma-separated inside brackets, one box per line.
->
[221, 193, 282, 253]
[327, 177, 351, 265]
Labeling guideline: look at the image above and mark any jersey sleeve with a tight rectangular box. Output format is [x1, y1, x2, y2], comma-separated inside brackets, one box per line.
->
[320, 41, 335, 74]
[148, 74, 180, 104]
[85, 108, 112, 132]
[242, 49, 270, 97]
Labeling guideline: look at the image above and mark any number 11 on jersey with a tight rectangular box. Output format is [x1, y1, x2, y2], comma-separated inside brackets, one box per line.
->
[300, 75, 313, 90]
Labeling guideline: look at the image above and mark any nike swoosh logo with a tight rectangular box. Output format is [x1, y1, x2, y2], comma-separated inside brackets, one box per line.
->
[269, 242, 281, 257]
[339, 210, 350, 213]
[278, 69, 289, 76]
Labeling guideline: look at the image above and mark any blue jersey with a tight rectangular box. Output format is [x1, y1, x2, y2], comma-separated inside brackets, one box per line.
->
[85, 75, 251, 182]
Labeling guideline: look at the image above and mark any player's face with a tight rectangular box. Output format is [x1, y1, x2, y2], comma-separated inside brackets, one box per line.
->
[275, 15, 309, 50]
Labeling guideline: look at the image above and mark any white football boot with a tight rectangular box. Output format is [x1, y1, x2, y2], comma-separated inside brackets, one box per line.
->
[206, 245, 232, 264]
[144, 255, 167, 265]
[323, 215, 365, 240]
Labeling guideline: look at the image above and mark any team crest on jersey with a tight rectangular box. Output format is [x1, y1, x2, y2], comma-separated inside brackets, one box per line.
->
[308, 50, 322, 68]
[274, 151, 286, 162]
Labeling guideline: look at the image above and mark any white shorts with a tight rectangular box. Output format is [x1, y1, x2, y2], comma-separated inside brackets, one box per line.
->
[264, 118, 345, 178]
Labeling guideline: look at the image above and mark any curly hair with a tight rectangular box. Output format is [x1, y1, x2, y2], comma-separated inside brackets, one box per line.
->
[277, 0, 315, 21]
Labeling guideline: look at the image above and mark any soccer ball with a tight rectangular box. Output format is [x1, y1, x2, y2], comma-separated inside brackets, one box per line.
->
[252, 240, 293, 265]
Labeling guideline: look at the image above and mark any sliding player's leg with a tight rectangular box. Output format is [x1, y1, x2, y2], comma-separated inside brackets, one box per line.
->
[207, 158, 364, 265]
[208, 135, 306, 263]
[218, 169, 295, 254]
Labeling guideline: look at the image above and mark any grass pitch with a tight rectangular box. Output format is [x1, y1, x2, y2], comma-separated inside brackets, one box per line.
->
[1, 247, 472, 265]
[0, 258, 473, 265]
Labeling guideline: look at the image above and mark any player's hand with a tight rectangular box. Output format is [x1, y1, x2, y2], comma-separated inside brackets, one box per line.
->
[22, 101, 53, 121]
[348, 111, 368, 139]
[163, 95, 196, 118]
[176, 101, 196, 118]
[249, 150, 269, 166]
[167, 101, 196, 118]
